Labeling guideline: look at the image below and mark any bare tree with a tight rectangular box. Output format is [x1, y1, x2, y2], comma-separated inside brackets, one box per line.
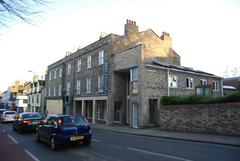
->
[0, 0, 49, 26]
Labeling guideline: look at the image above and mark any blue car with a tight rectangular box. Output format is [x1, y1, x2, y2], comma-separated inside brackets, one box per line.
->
[35, 114, 92, 150]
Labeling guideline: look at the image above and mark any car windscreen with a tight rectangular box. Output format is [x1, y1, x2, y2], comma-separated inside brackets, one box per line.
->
[5, 112, 16, 115]
[61, 115, 88, 126]
[22, 113, 42, 119]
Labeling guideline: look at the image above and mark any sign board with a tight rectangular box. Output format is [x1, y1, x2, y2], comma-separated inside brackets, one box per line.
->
[103, 61, 108, 93]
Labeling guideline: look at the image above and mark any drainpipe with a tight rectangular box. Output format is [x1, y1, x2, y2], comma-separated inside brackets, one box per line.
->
[167, 69, 169, 96]
[221, 77, 224, 96]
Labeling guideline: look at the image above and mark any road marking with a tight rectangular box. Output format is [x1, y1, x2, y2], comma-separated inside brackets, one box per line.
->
[92, 138, 101, 142]
[127, 147, 193, 161]
[7, 134, 18, 144]
[24, 150, 40, 161]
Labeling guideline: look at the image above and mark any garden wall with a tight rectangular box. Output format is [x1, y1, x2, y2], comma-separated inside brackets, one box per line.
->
[159, 102, 240, 135]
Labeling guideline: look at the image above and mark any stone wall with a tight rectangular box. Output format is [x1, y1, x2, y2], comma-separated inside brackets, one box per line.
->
[159, 102, 240, 135]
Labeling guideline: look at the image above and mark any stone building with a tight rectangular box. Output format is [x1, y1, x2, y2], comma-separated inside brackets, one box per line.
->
[45, 20, 222, 128]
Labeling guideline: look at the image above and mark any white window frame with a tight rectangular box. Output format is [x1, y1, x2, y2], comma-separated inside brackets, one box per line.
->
[59, 67, 62, 78]
[98, 75, 104, 93]
[54, 68, 57, 79]
[130, 67, 138, 82]
[186, 77, 194, 89]
[213, 81, 219, 91]
[76, 80, 81, 94]
[86, 78, 91, 93]
[87, 55, 92, 69]
[67, 82, 70, 95]
[99, 50, 104, 65]
[37, 83, 40, 92]
[169, 75, 177, 88]
[77, 59, 81, 72]
[49, 71, 51, 81]
[67, 63, 71, 75]
[58, 84, 62, 96]
[53, 86, 56, 96]
[48, 87, 51, 96]
[200, 79, 207, 85]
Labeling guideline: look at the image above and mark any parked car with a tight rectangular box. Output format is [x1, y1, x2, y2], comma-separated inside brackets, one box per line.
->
[13, 112, 43, 133]
[0, 111, 17, 123]
[35, 114, 92, 150]
[0, 109, 7, 122]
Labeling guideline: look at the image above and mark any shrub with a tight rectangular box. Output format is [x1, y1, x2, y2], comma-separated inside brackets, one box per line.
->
[160, 92, 240, 105]
[224, 92, 240, 103]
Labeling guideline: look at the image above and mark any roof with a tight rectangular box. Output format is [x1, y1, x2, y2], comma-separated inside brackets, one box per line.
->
[150, 60, 218, 77]
[223, 85, 237, 90]
[224, 77, 240, 81]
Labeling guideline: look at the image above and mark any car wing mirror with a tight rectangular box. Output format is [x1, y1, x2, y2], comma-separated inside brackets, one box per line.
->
[14, 114, 19, 120]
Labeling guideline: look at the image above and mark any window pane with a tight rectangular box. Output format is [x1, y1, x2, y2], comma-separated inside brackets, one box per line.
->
[169, 75, 177, 88]
[131, 67, 138, 81]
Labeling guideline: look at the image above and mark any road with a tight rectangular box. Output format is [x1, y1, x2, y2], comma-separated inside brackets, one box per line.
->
[1, 123, 240, 161]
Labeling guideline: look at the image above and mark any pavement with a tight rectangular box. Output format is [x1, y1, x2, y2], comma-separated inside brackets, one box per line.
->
[91, 123, 240, 147]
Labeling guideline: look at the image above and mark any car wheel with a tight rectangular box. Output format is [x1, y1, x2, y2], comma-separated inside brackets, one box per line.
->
[83, 138, 91, 146]
[18, 127, 23, 134]
[35, 132, 40, 143]
[50, 137, 58, 150]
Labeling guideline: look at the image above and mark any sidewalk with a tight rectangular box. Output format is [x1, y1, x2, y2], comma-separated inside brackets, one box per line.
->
[91, 124, 240, 147]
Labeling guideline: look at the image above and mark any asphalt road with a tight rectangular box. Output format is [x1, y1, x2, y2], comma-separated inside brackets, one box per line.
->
[1, 123, 240, 161]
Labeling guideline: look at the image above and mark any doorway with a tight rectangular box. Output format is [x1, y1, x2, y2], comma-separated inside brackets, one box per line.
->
[132, 103, 138, 128]
[149, 99, 158, 125]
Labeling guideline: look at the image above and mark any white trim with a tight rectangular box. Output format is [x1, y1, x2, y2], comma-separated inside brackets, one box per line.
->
[74, 96, 108, 101]
[7, 135, 18, 144]
[127, 147, 192, 161]
[24, 150, 40, 161]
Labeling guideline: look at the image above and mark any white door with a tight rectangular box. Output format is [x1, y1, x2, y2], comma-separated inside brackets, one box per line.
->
[132, 104, 138, 128]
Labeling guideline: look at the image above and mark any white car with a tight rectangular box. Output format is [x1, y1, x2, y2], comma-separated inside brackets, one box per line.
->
[1, 111, 17, 122]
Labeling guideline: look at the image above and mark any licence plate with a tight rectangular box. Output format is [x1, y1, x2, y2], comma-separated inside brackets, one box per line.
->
[28, 122, 38, 125]
[70, 136, 84, 141]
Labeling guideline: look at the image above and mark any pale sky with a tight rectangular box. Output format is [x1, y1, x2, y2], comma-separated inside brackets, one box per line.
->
[0, 0, 240, 92]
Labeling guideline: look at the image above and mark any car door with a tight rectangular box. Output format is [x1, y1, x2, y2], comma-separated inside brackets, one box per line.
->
[38, 117, 51, 141]
[44, 116, 57, 141]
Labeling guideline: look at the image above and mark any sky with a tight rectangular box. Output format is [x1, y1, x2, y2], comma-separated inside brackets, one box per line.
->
[0, 0, 240, 92]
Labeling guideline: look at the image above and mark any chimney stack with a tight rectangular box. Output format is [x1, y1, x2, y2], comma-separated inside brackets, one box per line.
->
[124, 19, 139, 35]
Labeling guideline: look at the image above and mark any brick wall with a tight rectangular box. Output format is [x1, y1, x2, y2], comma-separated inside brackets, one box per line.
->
[159, 102, 240, 135]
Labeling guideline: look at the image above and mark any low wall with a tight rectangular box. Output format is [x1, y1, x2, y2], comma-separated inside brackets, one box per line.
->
[159, 102, 240, 135]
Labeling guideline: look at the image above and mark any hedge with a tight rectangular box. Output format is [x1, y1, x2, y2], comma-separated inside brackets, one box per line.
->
[161, 92, 240, 105]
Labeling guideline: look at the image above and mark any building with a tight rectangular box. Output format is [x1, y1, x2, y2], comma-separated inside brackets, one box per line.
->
[15, 95, 28, 113]
[6, 81, 30, 111]
[223, 76, 240, 95]
[45, 20, 222, 128]
[1, 90, 11, 109]
[0, 92, 3, 108]
[28, 75, 46, 114]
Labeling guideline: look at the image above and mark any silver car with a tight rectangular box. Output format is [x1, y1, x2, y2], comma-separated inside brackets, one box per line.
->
[1, 111, 17, 123]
